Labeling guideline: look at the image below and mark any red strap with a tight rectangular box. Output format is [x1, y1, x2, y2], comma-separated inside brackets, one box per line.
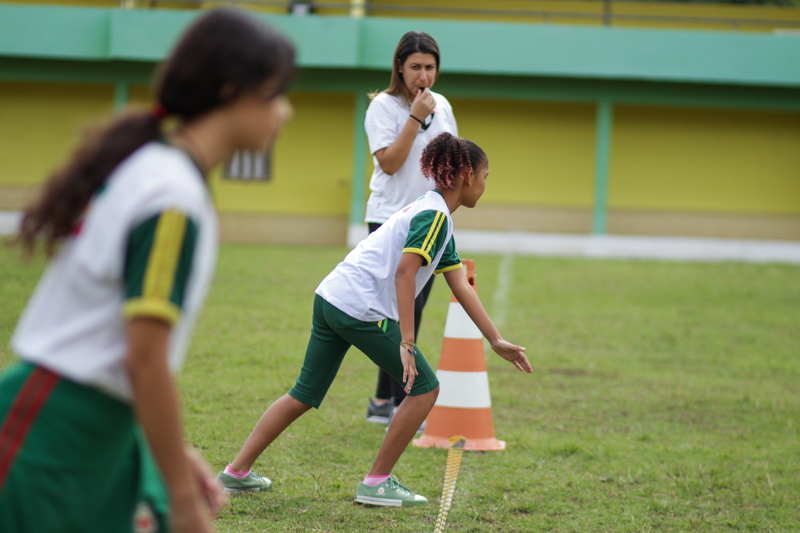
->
[151, 102, 169, 121]
[0, 367, 59, 491]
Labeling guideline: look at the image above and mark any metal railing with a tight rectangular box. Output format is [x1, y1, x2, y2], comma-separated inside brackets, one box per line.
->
[113, 0, 800, 30]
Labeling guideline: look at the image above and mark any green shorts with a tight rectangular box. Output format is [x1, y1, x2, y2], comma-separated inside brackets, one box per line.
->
[0, 362, 170, 533]
[289, 295, 440, 409]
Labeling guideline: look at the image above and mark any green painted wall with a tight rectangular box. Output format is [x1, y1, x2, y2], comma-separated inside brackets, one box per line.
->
[1, 5, 799, 88]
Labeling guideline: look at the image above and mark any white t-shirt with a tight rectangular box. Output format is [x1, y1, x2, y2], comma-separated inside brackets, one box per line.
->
[317, 190, 462, 323]
[11, 142, 218, 401]
[364, 91, 458, 223]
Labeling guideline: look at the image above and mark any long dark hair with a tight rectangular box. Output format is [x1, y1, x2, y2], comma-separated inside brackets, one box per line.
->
[420, 133, 487, 190]
[371, 31, 440, 103]
[16, 9, 295, 256]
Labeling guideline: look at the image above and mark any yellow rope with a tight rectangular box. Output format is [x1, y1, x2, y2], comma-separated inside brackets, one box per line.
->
[433, 436, 466, 533]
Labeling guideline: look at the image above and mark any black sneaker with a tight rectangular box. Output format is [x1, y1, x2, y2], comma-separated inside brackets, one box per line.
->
[366, 397, 393, 424]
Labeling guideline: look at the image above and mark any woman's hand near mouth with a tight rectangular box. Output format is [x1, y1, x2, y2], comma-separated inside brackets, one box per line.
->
[410, 87, 436, 121]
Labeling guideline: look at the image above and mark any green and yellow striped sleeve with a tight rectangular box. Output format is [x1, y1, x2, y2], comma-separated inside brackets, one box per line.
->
[123, 210, 198, 325]
[403, 210, 448, 266]
[434, 235, 462, 275]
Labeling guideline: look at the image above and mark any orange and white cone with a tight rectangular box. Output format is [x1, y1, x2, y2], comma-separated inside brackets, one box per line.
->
[413, 259, 506, 451]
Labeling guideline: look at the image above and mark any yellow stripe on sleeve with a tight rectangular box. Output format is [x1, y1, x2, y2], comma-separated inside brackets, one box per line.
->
[423, 213, 446, 255]
[123, 298, 181, 324]
[420, 212, 442, 255]
[143, 211, 187, 304]
[403, 247, 433, 266]
[434, 262, 463, 275]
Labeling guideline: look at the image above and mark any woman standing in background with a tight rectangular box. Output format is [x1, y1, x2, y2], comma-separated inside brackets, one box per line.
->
[363, 31, 458, 428]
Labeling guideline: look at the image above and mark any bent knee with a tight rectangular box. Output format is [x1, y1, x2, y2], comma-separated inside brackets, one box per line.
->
[409, 385, 439, 405]
[427, 385, 440, 404]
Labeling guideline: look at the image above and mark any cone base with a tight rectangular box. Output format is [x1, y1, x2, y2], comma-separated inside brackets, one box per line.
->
[412, 434, 506, 451]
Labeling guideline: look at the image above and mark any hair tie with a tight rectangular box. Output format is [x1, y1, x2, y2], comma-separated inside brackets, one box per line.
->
[151, 102, 169, 121]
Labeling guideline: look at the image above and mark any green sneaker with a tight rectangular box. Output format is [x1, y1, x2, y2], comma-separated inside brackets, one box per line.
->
[354, 475, 428, 507]
[216, 469, 273, 493]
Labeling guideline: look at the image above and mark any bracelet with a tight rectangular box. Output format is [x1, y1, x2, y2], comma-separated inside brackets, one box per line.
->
[400, 341, 416, 355]
[409, 114, 424, 125]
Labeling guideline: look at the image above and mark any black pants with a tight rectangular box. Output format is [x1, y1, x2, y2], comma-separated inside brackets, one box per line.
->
[368, 222, 436, 407]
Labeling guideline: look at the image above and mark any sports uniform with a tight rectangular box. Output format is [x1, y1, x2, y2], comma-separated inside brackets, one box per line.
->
[289, 189, 462, 409]
[0, 142, 218, 532]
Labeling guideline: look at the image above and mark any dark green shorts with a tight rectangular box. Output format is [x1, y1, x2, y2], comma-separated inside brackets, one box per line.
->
[0, 362, 170, 533]
[289, 295, 440, 409]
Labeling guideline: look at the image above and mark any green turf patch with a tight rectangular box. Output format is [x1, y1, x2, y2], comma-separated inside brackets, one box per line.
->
[2, 244, 799, 532]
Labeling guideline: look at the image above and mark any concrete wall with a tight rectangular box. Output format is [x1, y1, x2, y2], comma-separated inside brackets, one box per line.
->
[452, 98, 800, 239]
[0, 81, 113, 185]
[1, 4, 799, 243]
[1, 80, 799, 241]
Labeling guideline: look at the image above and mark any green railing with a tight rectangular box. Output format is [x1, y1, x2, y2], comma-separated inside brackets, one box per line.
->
[15, 0, 800, 30]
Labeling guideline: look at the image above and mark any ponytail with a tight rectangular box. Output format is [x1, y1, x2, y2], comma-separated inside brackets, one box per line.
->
[420, 132, 487, 189]
[15, 8, 295, 257]
[17, 111, 162, 256]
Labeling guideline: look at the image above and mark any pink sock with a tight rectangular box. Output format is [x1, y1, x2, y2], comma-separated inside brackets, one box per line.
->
[363, 474, 391, 487]
[224, 465, 251, 480]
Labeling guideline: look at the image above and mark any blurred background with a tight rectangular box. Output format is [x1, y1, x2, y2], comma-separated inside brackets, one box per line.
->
[0, 0, 798, 248]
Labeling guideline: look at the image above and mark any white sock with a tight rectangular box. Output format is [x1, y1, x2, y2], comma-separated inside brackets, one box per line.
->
[224, 464, 251, 480]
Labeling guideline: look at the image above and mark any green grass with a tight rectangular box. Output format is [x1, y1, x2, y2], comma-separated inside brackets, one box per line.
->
[2, 243, 800, 532]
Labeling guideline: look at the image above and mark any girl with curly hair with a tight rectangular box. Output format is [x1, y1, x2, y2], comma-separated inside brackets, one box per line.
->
[217, 132, 531, 507]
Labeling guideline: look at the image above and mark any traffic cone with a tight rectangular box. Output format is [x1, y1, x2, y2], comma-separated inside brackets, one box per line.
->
[413, 259, 506, 451]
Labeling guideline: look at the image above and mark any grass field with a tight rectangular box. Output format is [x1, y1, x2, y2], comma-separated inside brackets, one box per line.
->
[2, 243, 800, 532]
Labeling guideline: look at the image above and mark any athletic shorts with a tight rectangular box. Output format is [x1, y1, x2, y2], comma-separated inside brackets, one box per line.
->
[289, 295, 440, 409]
[0, 362, 170, 533]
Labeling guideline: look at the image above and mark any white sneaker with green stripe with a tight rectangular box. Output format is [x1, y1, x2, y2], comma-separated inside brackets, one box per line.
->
[354, 475, 429, 507]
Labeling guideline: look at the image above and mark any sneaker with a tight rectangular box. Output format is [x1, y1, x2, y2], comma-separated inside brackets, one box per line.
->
[386, 407, 426, 434]
[366, 397, 393, 424]
[216, 469, 273, 493]
[354, 475, 429, 507]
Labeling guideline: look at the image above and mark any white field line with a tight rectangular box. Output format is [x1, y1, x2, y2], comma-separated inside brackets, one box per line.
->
[0, 211, 21, 236]
[454, 229, 800, 265]
[491, 252, 514, 330]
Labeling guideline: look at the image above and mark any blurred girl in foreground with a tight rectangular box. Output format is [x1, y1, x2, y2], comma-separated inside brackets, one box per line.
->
[0, 10, 294, 533]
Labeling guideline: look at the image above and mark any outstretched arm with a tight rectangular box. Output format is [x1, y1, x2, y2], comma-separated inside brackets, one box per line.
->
[443, 269, 532, 373]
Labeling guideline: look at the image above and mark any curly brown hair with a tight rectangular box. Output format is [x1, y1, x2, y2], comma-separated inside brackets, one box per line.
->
[16, 9, 295, 256]
[420, 132, 487, 190]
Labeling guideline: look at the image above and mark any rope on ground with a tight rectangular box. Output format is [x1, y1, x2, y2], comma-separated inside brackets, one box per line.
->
[433, 436, 466, 533]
